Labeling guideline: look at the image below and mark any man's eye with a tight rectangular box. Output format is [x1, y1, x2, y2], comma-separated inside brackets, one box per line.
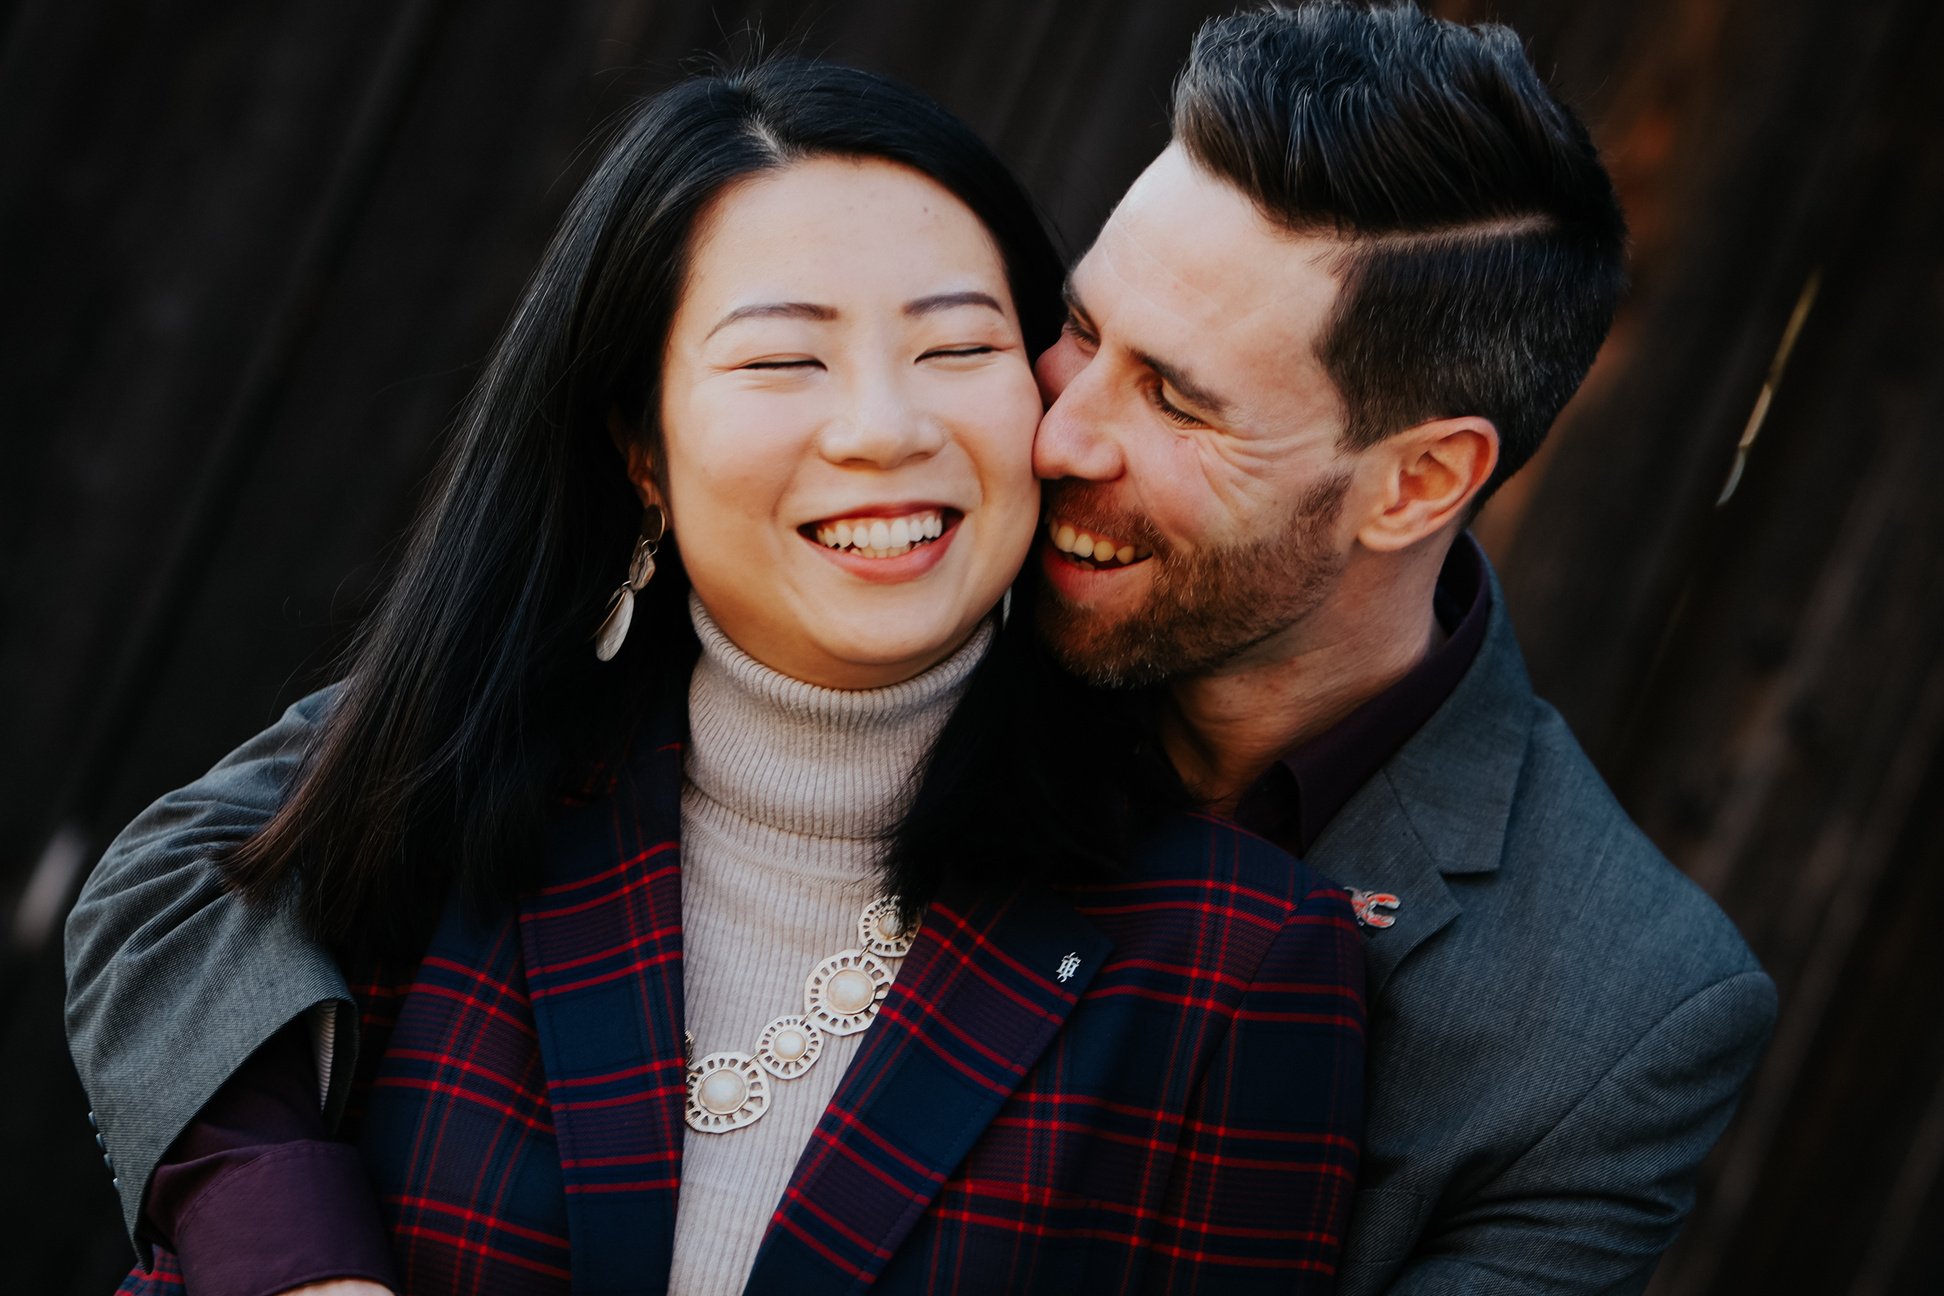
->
[1061, 315, 1098, 350]
[1147, 383, 1202, 428]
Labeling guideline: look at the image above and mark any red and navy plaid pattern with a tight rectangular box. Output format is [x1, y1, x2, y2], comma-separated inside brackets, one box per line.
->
[121, 716, 1362, 1295]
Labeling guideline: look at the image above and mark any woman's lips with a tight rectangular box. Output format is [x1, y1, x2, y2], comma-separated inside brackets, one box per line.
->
[806, 506, 950, 558]
[799, 507, 962, 583]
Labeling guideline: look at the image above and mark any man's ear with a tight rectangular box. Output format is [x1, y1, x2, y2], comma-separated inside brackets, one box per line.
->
[1357, 415, 1499, 552]
[607, 407, 667, 512]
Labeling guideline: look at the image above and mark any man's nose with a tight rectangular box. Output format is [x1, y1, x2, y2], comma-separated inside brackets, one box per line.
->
[1034, 334, 1084, 403]
[820, 370, 944, 467]
[1032, 342, 1123, 483]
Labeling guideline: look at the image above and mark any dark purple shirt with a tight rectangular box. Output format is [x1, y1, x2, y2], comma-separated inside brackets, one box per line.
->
[1231, 535, 1490, 855]
[145, 1021, 399, 1296]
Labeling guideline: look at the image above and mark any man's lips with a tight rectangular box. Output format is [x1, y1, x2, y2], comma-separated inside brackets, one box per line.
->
[1043, 517, 1153, 569]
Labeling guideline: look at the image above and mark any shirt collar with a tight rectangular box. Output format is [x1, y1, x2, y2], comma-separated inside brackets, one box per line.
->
[1231, 533, 1492, 856]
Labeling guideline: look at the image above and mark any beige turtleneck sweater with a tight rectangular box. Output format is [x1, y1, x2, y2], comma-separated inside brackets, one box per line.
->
[667, 595, 992, 1295]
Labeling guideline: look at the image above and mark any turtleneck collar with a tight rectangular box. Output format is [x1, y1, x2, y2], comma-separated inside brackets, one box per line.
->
[682, 593, 994, 875]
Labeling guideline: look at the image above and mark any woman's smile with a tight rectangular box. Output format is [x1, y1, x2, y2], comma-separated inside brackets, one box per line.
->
[799, 504, 964, 582]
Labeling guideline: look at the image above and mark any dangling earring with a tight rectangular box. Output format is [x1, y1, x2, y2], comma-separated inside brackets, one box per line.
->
[594, 505, 667, 661]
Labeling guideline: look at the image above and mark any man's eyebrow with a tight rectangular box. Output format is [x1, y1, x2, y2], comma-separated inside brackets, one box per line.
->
[706, 301, 837, 338]
[905, 291, 1005, 317]
[1060, 277, 1090, 322]
[1062, 277, 1234, 421]
[1137, 350, 1233, 421]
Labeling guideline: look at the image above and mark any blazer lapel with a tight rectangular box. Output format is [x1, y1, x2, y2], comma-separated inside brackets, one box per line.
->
[1310, 566, 1533, 997]
[517, 726, 689, 1296]
[1310, 775, 1464, 998]
[744, 882, 1112, 1294]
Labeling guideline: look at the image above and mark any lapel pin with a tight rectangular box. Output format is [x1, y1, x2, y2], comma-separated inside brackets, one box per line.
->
[1349, 889, 1401, 929]
[1056, 952, 1082, 982]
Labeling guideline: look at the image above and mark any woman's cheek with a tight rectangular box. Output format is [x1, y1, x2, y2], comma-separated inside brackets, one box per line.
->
[676, 397, 796, 514]
[957, 376, 1043, 573]
[985, 369, 1046, 496]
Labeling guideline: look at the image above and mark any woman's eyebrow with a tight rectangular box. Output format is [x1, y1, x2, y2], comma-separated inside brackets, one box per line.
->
[905, 291, 1004, 317]
[706, 301, 837, 338]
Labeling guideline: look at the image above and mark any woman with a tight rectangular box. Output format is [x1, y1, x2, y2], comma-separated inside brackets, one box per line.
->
[69, 60, 1363, 1295]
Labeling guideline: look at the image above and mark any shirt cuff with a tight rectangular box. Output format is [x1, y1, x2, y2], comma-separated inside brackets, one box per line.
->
[172, 1140, 399, 1296]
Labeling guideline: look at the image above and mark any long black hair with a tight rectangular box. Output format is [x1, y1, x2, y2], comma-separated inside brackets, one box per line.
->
[227, 60, 1180, 948]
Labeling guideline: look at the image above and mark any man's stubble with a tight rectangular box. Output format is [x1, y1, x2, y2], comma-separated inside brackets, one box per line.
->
[1037, 473, 1353, 688]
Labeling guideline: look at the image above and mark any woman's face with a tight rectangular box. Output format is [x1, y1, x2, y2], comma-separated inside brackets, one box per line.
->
[651, 156, 1043, 689]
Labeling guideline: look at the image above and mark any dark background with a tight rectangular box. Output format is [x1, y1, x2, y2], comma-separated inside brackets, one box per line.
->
[4, 1, 1940, 1292]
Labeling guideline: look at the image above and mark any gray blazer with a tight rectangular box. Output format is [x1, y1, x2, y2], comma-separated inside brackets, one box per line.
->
[66, 560, 1774, 1291]
[1317, 569, 1775, 1294]
[65, 685, 356, 1254]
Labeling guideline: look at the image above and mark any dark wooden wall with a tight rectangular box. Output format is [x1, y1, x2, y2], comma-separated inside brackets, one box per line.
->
[1, 2, 1937, 1292]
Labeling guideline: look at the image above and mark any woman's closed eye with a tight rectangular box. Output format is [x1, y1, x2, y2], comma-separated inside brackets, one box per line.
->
[918, 343, 1002, 363]
[739, 356, 823, 371]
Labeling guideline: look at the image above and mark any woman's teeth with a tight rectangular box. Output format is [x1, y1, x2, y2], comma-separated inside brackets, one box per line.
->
[1048, 519, 1147, 568]
[814, 509, 946, 559]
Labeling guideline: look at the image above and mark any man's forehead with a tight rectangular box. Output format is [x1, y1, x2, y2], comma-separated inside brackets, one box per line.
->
[1073, 146, 1341, 359]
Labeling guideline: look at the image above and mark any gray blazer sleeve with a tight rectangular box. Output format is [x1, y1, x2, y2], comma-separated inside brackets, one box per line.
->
[1384, 969, 1777, 1295]
[63, 686, 357, 1252]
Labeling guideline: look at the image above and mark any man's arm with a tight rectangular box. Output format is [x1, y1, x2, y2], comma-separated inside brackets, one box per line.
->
[1385, 969, 1776, 1296]
[146, 1021, 399, 1295]
[64, 687, 357, 1255]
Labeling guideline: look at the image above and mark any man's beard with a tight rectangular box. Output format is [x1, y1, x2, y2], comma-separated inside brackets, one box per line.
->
[1037, 474, 1352, 688]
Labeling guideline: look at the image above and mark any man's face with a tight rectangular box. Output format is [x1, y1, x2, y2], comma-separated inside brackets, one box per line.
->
[1033, 145, 1363, 686]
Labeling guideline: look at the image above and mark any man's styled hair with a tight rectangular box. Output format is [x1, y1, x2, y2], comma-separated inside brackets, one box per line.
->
[1173, 0, 1627, 502]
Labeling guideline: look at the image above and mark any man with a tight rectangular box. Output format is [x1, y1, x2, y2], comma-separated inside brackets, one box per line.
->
[1033, 3, 1773, 1292]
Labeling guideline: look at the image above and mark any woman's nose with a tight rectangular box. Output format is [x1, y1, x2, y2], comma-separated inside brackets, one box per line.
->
[818, 371, 945, 467]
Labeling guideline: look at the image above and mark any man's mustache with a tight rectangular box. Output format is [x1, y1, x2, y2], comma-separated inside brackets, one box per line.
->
[1039, 480, 1168, 553]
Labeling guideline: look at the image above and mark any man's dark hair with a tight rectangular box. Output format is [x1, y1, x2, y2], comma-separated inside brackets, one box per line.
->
[1173, 0, 1627, 502]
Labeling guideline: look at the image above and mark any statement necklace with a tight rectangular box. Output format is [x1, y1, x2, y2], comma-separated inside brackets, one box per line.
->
[683, 896, 918, 1134]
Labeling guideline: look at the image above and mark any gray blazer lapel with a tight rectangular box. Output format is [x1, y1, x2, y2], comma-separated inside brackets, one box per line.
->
[1310, 780, 1461, 998]
[1309, 559, 1534, 995]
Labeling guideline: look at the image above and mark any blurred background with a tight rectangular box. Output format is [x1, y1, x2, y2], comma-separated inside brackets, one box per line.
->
[3, 0, 1939, 1291]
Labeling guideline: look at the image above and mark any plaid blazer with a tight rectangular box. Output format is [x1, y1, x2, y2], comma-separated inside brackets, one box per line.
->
[121, 710, 1364, 1295]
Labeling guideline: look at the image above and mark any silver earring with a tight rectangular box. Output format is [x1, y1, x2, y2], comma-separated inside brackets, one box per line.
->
[594, 505, 667, 661]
